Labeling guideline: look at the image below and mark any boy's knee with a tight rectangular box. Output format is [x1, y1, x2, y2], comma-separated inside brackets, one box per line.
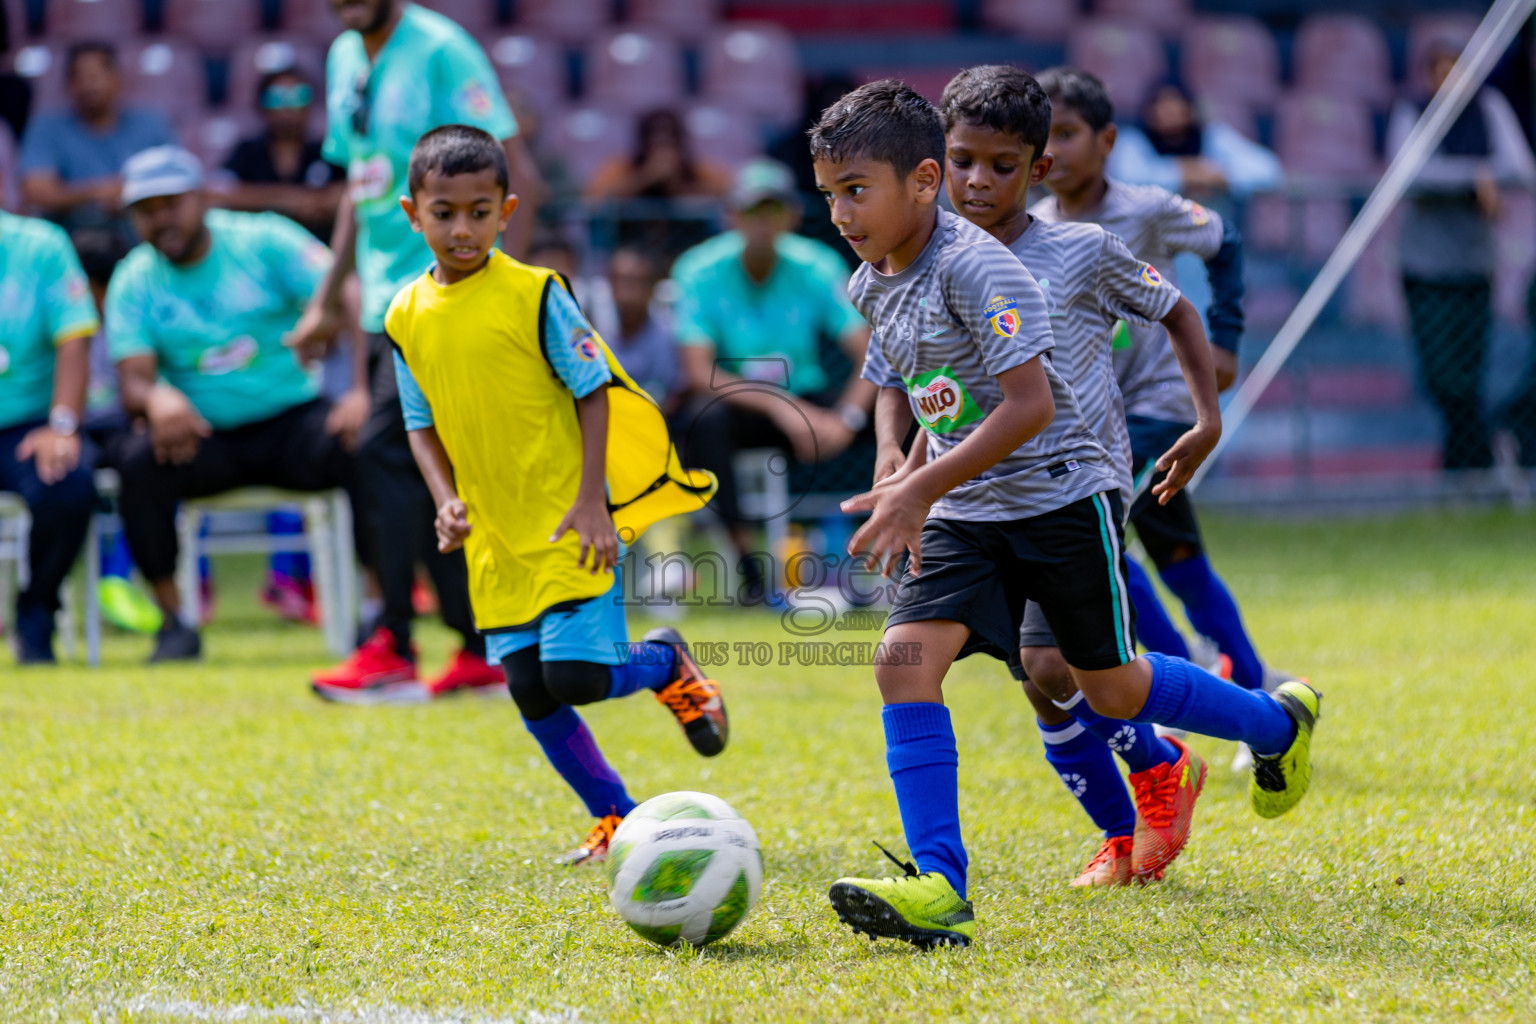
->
[1019, 674, 1068, 724]
[502, 648, 556, 720]
[1019, 646, 1074, 703]
[542, 660, 611, 707]
[1077, 684, 1143, 722]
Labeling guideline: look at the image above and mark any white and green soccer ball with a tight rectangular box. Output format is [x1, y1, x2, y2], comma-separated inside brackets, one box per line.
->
[606, 791, 763, 948]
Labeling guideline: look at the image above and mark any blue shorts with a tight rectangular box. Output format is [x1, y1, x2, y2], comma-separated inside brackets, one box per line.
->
[485, 566, 629, 666]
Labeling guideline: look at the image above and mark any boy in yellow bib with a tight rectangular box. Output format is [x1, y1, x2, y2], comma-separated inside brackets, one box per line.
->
[387, 125, 726, 865]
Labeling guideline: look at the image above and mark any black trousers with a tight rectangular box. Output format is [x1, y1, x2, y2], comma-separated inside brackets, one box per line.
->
[359, 332, 480, 654]
[114, 399, 358, 587]
[1404, 276, 1493, 470]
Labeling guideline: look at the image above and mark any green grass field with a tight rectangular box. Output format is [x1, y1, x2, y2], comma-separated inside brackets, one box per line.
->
[4, 510, 1535, 1023]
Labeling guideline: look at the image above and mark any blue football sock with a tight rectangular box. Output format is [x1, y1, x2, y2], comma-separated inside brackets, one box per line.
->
[1125, 557, 1190, 659]
[1158, 554, 1264, 690]
[1038, 718, 1136, 839]
[1054, 691, 1179, 773]
[884, 703, 968, 900]
[100, 533, 133, 579]
[606, 640, 675, 699]
[1133, 652, 1295, 755]
[522, 706, 637, 819]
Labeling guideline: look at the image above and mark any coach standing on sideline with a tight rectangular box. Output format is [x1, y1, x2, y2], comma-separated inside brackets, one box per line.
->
[289, 0, 542, 700]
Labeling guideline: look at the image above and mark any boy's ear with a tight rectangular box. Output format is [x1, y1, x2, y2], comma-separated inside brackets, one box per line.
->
[912, 156, 943, 204]
[1098, 122, 1118, 155]
[1028, 153, 1054, 186]
[400, 195, 422, 234]
[498, 194, 519, 230]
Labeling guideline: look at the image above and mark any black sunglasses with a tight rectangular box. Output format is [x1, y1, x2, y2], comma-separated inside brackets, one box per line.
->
[350, 71, 371, 136]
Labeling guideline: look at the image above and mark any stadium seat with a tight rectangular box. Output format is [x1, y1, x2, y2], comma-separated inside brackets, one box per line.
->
[1197, 91, 1258, 141]
[728, 0, 951, 33]
[627, 0, 719, 40]
[978, 0, 1080, 44]
[682, 103, 762, 169]
[853, 67, 952, 105]
[43, 0, 144, 40]
[586, 28, 685, 115]
[162, 0, 264, 51]
[1406, 13, 1481, 94]
[120, 39, 208, 126]
[1182, 15, 1280, 112]
[487, 32, 567, 113]
[548, 103, 634, 185]
[1273, 91, 1376, 181]
[516, 0, 611, 43]
[280, 0, 339, 44]
[1065, 21, 1164, 115]
[226, 36, 325, 113]
[1293, 14, 1393, 108]
[10, 41, 66, 115]
[3, 0, 32, 41]
[699, 22, 799, 127]
[1094, 0, 1190, 38]
[414, 0, 499, 34]
[0, 122, 17, 211]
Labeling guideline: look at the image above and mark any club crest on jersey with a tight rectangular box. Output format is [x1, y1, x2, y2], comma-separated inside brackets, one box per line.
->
[1184, 200, 1211, 226]
[458, 81, 493, 118]
[1141, 264, 1163, 287]
[905, 366, 984, 434]
[983, 295, 1019, 337]
[569, 327, 601, 362]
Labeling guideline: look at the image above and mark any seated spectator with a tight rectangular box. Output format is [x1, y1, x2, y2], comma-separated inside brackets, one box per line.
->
[584, 109, 731, 202]
[0, 206, 101, 664]
[1109, 82, 1282, 201]
[105, 147, 362, 663]
[18, 42, 174, 235]
[607, 246, 681, 413]
[220, 67, 344, 240]
[670, 159, 874, 581]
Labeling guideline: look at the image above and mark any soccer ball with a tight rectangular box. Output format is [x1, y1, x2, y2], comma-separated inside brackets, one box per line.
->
[606, 791, 763, 948]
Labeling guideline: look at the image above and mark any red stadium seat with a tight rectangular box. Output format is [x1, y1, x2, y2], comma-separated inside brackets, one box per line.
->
[627, 0, 719, 40]
[853, 67, 953, 106]
[548, 103, 634, 185]
[3, 0, 32, 41]
[11, 42, 67, 113]
[1406, 13, 1481, 95]
[162, 0, 263, 51]
[1197, 91, 1258, 142]
[683, 103, 763, 169]
[699, 22, 799, 127]
[586, 28, 685, 115]
[280, 0, 339, 44]
[1294, 14, 1393, 108]
[44, 0, 144, 39]
[120, 38, 208, 126]
[414, 0, 499, 34]
[226, 37, 325, 114]
[978, 0, 1080, 44]
[1273, 91, 1376, 181]
[1095, 0, 1189, 38]
[487, 32, 566, 113]
[1182, 15, 1280, 112]
[517, 0, 611, 43]
[1065, 21, 1164, 116]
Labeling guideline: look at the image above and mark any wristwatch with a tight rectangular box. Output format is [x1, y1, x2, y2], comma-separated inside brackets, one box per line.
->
[48, 405, 80, 438]
[836, 402, 869, 433]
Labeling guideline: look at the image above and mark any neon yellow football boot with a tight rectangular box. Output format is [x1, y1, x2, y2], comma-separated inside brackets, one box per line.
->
[1249, 680, 1322, 819]
[828, 844, 974, 949]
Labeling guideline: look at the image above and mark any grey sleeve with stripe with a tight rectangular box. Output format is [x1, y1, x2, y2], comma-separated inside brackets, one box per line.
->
[1094, 231, 1182, 327]
[942, 241, 1055, 377]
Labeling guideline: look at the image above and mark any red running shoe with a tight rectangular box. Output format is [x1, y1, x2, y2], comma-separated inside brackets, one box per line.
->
[311, 627, 419, 703]
[425, 649, 505, 699]
[260, 574, 318, 626]
[1129, 736, 1207, 878]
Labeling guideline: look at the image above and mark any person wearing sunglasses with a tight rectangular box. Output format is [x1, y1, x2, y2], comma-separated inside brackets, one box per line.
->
[222, 69, 345, 241]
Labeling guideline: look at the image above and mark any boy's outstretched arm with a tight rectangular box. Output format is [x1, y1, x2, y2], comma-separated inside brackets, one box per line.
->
[550, 386, 619, 575]
[844, 356, 1056, 577]
[1153, 296, 1222, 503]
[408, 425, 471, 553]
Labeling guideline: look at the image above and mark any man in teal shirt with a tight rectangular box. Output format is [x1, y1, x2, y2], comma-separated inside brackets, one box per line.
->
[106, 147, 360, 663]
[0, 209, 100, 664]
[287, 0, 540, 698]
[671, 160, 874, 569]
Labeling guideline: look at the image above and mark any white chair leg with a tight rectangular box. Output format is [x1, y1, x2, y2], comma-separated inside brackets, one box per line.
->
[331, 490, 358, 653]
[176, 507, 199, 628]
[16, 509, 31, 591]
[305, 496, 342, 655]
[84, 512, 102, 667]
[59, 572, 78, 661]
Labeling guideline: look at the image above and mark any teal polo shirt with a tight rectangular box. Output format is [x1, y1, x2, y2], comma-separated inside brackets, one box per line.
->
[106, 210, 333, 430]
[0, 212, 100, 430]
[671, 231, 865, 396]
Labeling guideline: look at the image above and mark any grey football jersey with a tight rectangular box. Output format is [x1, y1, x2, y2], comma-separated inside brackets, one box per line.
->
[1031, 179, 1222, 425]
[852, 210, 1116, 521]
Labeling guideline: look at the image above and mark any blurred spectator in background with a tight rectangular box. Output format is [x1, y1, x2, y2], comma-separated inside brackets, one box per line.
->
[527, 231, 614, 328]
[1389, 38, 1536, 471]
[18, 42, 173, 233]
[506, 91, 575, 228]
[221, 68, 345, 240]
[585, 109, 731, 202]
[606, 246, 680, 413]
[0, 207, 100, 664]
[1110, 82, 1282, 202]
[768, 74, 857, 264]
[0, 0, 31, 143]
[670, 160, 873, 584]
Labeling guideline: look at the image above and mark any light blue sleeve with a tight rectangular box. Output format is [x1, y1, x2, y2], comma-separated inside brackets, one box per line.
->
[1106, 126, 1183, 193]
[435, 30, 518, 141]
[543, 283, 613, 399]
[258, 213, 334, 305]
[393, 350, 434, 430]
[320, 43, 353, 167]
[104, 259, 156, 362]
[42, 228, 100, 342]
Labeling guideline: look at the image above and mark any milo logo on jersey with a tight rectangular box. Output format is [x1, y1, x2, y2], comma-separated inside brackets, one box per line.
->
[348, 153, 395, 204]
[198, 336, 259, 376]
[906, 367, 983, 434]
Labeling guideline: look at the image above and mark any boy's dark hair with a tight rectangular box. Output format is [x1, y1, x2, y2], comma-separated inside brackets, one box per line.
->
[940, 65, 1051, 158]
[407, 124, 508, 194]
[1036, 67, 1115, 132]
[65, 41, 116, 78]
[807, 79, 945, 179]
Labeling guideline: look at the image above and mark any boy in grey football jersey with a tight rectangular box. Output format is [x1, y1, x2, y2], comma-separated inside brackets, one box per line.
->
[812, 80, 1319, 950]
[1031, 67, 1287, 701]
